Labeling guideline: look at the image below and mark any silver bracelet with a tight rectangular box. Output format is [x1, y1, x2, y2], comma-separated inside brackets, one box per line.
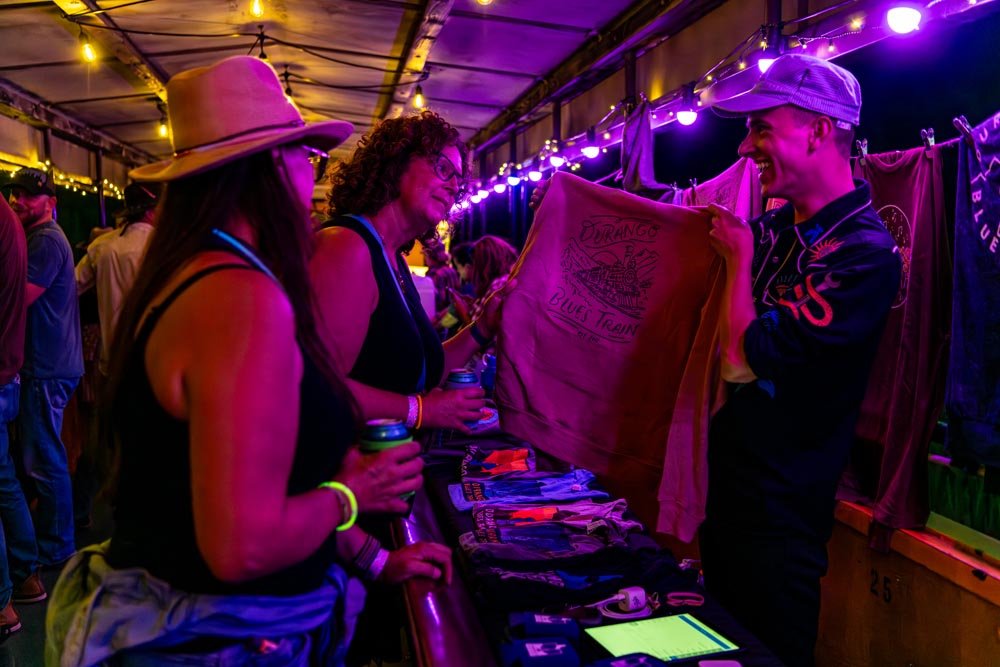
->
[405, 395, 419, 428]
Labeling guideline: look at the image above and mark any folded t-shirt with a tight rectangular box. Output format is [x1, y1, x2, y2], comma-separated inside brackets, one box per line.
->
[448, 469, 608, 511]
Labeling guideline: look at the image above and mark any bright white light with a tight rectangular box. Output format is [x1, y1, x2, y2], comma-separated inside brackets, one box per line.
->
[528, 170, 543, 182]
[470, 194, 481, 204]
[549, 155, 565, 168]
[676, 110, 698, 126]
[887, 6, 922, 34]
[477, 188, 489, 199]
[461, 200, 470, 209]
[507, 175, 521, 187]
[582, 145, 601, 159]
[758, 57, 776, 73]
[493, 183, 507, 194]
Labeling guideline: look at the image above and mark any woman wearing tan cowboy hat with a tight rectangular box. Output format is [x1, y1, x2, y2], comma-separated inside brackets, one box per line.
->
[45, 56, 450, 667]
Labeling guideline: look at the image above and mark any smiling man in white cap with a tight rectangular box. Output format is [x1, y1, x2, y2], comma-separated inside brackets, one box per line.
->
[700, 54, 902, 666]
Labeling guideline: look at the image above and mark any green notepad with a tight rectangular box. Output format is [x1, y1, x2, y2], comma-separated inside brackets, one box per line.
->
[584, 613, 740, 662]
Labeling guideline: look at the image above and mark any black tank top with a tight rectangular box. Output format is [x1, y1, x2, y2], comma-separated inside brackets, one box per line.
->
[108, 262, 356, 595]
[323, 215, 444, 394]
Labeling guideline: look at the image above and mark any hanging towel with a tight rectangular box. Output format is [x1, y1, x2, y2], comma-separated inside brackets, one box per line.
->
[496, 171, 725, 541]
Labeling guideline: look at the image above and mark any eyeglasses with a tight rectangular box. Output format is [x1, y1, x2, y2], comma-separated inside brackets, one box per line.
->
[430, 153, 466, 184]
[301, 144, 329, 165]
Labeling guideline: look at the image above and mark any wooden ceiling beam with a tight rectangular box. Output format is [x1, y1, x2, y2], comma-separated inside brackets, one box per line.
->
[0, 76, 155, 163]
[381, 0, 453, 120]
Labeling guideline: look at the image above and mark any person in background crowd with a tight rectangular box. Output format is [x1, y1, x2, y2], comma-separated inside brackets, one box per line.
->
[450, 241, 475, 295]
[75, 182, 160, 375]
[467, 235, 518, 324]
[73, 182, 160, 531]
[312, 110, 513, 433]
[702, 54, 901, 666]
[420, 239, 461, 337]
[2, 167, 81, 574]
[45, 56, 449, 666]
[0, 195, 44, 641]
[420, 237, 460, 314]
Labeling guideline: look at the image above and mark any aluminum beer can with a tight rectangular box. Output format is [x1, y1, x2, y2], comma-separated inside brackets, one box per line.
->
[443, 369, 478, 391]
[359, 418, 411, 453]
[360, 418, 415, 501]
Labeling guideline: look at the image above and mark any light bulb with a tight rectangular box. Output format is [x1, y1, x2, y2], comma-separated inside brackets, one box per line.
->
[676, 110, 698, 126]
[476, 0, 494, 5]
[493, 182, 506, 194]
[507, 174, 521, 187]
[461, 200, 470, 209]
[759, 58, 776, 73]
[582, 145, 600, 159]
[413, 85, 425, 109]
[470, 194, 481, 204]
[887, 6, 921, 34]
[158, 121, 168, 138]
[528, 170, 543, 182]
[850, 17, 864, 30]
[477, 188, 488, 199]
[549, 155, 565, 168]
[250, 0, 264, 18]
[80, 32, 97, 63]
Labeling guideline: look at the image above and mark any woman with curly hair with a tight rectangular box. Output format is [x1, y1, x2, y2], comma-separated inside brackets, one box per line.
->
[311, 110, 510, 432]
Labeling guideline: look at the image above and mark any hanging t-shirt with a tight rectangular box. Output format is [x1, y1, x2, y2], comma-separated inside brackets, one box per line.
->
[847, 146, 951, 530]
[448, 469, 608, 511]
[621, 99, 674, 198]
[675, 157, 763, 222]
[496, 172, 725, 540]
[947, 111, 1000, 467]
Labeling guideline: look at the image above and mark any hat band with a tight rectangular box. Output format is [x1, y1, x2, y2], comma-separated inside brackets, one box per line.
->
[174, 119, 306, 156]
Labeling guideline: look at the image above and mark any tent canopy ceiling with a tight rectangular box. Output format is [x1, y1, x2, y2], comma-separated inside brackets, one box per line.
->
[0, 0, 717, 167]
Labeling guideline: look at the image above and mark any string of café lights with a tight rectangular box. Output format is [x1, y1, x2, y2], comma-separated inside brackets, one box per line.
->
[56, 0, 982, 203]
[452, 0, 983, 212]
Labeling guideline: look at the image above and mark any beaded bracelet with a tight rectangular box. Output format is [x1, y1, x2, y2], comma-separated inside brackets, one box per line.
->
[318, 481, 358, 532]
[352, 534, 381, 573]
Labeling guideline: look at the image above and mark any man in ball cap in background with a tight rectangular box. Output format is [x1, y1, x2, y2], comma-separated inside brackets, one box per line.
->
[701, 54, 901, 665]
[2, 167, 81, 579]
[75, 182, 159, 375]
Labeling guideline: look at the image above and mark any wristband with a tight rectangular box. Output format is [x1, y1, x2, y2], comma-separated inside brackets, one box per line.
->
[352, 534, 381, 573]
[470, 320, 493, 347]
[415, 394, 424, 430]
[318, 481, 358, 532]
[405, 395, 419, 428]
[369, 548, 390, 581]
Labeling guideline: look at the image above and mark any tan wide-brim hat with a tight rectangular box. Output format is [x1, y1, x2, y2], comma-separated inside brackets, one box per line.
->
[131, 56, 353, 182]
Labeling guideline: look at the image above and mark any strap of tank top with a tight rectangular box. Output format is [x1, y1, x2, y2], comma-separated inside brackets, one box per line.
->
[137, 263, 258, 340]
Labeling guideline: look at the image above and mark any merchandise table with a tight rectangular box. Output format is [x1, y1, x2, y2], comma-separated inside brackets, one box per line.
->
[392, 430, 785, 667]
